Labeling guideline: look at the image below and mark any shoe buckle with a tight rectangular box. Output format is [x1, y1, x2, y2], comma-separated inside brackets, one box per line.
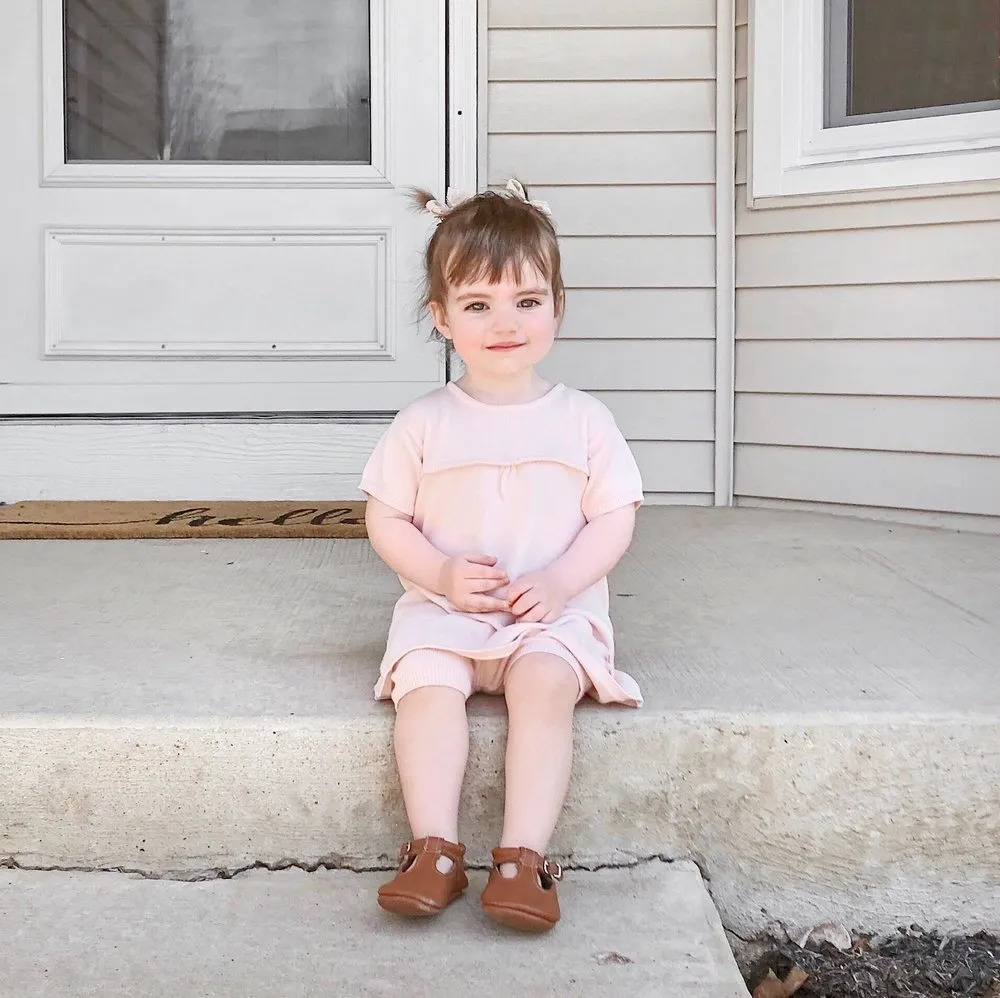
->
[542, 858, 563, 881]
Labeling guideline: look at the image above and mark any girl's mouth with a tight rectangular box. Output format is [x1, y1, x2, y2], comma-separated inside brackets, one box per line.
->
[487, 342, 524, 351]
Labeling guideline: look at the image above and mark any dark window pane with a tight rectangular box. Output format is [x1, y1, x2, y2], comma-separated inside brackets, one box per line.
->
[64, 0, 371, 164]
[64, 0, 165, 161]
[848, 0, 1000, 116]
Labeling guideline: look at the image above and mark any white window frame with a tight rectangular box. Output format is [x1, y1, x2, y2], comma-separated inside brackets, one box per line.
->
[42, 0, 391, 187]
[749, 0, 1000, 202]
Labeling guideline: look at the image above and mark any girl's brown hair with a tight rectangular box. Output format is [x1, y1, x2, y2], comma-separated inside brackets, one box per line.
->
[410, 185, 564, 322]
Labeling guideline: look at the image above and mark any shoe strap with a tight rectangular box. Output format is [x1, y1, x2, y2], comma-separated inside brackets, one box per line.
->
[491, 846, 563, 881]
[401, 836, 466, 865]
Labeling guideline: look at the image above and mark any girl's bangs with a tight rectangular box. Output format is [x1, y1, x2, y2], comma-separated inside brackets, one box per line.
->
[446, 242, 555, 290]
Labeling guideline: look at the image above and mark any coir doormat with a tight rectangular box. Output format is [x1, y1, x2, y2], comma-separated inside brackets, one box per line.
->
[0, 501, 367, 539]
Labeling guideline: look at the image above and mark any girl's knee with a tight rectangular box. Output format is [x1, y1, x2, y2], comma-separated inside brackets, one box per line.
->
[504, 652, 581, 709]
[395, 684, 469, 712]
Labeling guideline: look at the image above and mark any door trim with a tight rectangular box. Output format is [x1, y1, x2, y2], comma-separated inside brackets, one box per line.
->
[0, 417, 387, 503]
[448, 0, 479, 193]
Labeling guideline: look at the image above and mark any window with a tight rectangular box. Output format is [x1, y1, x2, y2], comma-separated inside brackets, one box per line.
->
[63, 0, 371, 164]
[750, 0, 1000, 202]
[826, 0, 1000, 127]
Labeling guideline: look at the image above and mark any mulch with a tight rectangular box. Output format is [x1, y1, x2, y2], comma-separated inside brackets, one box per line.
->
[745, 927, 1000, 998]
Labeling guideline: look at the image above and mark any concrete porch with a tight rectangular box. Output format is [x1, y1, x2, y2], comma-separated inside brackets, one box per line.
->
[2, 507, 999, 941]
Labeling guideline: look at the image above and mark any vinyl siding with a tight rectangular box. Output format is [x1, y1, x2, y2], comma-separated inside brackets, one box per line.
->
[733, 0, 1000, 530]
[486, 0, 719, 505]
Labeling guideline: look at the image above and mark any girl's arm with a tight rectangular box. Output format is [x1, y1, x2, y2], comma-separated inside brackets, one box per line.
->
[547, 504, 636, 599]
[506, 504, 636, 622]
[365, 497, 449, 595]
[365, 497, 510, 612]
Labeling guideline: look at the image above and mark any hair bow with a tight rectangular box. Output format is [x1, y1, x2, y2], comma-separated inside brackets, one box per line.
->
[423, 180, 552, 220]
[503, 178, 552, 216]
[424, 187, 472, 219]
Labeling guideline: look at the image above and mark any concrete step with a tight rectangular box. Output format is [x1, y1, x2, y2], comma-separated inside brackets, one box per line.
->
[0, 862, 750, 998]
[3, 508, 999, 941]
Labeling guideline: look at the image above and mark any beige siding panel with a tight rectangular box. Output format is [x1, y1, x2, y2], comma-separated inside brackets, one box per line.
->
[645, 492, 715, 506]
[735, 130, 748, 186]
[488, 134, 717, 185]
[489, 0, 717, 29]
[485, 0, 721, 470]
[562, 289, 716, 339]
[561, 236, 715, 289]
[489, 81, 716, 133]
[736, 191, 1000, 235]
[735, 79, 748, 131]
[735, 445, 1000, 516]
[592, 390, 715, 440]
[736, 395, 1000, 457]
[733, 1, 1000, 523]
[738, 223, 1000, 288]
[544, 340, 715, 391]
[736, 341, 1000, 398]
[737, 283, 1000, 340]
[735, 25, 748, 78]
[631, 440, 715, 493]
[534, 186, 715, 236]
[489, 28, 716, 81]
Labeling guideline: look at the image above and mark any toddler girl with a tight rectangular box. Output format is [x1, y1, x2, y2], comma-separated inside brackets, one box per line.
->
[360, 180, 643, 932]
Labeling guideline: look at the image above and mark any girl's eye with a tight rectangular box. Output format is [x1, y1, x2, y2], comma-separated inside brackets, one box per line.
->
[465, 302, 487, 312]
[518, 298, 541, 309]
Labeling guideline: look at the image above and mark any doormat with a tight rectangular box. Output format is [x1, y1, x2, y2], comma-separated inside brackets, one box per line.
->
[0, 501, 367, 539]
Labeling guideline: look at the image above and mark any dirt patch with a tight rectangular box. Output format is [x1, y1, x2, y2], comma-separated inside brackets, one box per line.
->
[745, 926, 999, 998]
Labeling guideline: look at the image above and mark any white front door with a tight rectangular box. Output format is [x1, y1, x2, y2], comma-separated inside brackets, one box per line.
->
[0, 0, 445, 417]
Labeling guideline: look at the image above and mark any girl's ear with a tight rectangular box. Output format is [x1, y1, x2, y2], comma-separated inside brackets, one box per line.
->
[428, 300, 451, 339]
[554, 290, 566, 324]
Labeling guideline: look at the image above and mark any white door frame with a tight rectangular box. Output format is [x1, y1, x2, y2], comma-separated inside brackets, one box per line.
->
[1, 0, 478, 504]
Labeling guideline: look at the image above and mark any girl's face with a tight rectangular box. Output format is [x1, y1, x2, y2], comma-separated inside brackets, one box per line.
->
[428, 263, 561, 389]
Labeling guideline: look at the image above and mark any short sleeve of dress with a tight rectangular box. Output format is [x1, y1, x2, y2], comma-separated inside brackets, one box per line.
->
[581, 401, 644, 521]
[359, 407, 424, 517]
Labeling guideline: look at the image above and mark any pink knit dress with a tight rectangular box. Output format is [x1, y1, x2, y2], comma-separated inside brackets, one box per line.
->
[359, 382, 644, 706]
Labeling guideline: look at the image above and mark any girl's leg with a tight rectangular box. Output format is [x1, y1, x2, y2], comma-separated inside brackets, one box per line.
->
[394, 684, 469, 871]
[499, 652, 580, 873]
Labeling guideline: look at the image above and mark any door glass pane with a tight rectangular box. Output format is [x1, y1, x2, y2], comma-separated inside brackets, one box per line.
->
[847, 0, 1000, 117]
[64, 0, 371, 163]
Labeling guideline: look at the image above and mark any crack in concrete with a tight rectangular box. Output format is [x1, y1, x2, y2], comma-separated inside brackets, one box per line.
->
[2, 852, 686, 882]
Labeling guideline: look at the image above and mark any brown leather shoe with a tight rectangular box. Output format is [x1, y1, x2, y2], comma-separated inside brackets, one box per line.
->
[377, 837, 468, 917]
[480, 846, 563, 932]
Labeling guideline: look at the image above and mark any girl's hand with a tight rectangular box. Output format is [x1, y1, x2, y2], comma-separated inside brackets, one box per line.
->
[440, 553, 510, 613]
[506, 570, 569, 624]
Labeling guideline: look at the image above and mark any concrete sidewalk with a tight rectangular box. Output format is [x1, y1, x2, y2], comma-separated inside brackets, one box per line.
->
[0, 862, 749, 998]
[2, 507, 999, 937]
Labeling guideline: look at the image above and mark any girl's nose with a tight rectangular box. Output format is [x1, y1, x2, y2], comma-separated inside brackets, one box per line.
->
[490, 306, 518, 333]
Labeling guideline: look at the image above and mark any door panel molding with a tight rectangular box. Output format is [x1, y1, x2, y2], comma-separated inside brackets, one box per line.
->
[44, 227, 393, 360]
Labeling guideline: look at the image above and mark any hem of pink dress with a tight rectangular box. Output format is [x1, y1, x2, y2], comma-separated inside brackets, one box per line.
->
[373, 630, 642, 708]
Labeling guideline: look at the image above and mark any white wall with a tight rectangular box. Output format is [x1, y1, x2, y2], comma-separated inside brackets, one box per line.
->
[486, 0, 721, 505]
[734, 0, 1000, 532]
